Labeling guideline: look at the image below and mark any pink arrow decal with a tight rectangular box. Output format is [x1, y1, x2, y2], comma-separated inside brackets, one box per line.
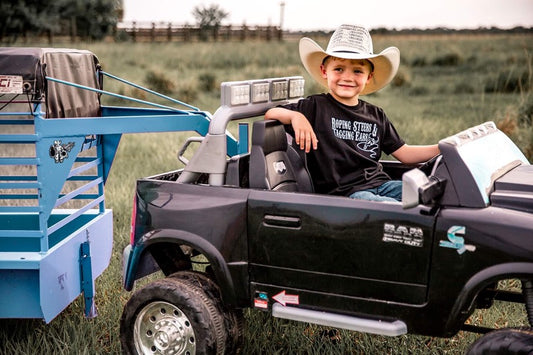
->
[272, 290, 299, 306]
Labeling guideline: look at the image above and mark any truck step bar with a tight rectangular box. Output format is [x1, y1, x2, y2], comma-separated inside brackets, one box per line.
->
[272, 303, 407, 336]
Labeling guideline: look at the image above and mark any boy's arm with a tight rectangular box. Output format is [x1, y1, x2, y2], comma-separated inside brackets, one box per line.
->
[265, 107, 318, 152]
[391, 144, 440, 165]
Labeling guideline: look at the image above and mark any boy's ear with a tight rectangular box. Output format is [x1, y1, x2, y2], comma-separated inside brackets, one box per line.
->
[366, 72, 374, 83]
[320, 64, 327, 78]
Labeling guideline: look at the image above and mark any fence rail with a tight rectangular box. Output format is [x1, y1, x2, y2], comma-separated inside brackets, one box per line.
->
[116, 22, 283, 42]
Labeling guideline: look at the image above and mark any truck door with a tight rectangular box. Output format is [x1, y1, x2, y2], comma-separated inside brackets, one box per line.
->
[248, 190, 435, 306]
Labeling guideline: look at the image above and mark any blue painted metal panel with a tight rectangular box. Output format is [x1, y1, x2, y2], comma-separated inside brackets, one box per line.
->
[36, 136, 87, 227]
[238, 123, 249, 155]
[0, 252, 41, 270]
[0, 269, 42, 319]
[39, 209, 112, 323]
[101, 134, 121, 185]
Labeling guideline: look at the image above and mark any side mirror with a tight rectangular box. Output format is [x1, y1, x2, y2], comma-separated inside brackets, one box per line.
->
[403, 168, 446, 209]
[402, 168, 428, 209]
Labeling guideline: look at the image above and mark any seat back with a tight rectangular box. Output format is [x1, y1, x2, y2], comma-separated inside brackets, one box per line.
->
[249, 120, 313, 192]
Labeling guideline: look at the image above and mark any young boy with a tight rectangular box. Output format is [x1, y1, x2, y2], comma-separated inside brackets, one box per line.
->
[265, 24, 439, 202]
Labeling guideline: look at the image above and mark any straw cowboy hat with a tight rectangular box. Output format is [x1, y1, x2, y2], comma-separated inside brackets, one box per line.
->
[299, 24, 400, 95]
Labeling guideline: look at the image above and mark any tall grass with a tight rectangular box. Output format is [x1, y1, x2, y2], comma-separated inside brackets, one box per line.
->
[1, 33, 532, 354]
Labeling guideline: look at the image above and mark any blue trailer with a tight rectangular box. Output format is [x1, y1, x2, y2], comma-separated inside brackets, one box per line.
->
[0, 47, 247, 323]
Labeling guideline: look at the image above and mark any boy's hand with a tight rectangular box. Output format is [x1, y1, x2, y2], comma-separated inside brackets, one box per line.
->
[292, 114, 318, 153]
[265, 107, 318, 153]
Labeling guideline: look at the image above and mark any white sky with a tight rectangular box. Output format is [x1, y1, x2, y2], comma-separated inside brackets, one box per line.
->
[121, 0, 533, 31]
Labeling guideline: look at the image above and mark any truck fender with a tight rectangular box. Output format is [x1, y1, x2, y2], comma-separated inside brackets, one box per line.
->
[446, 262, 533, 332]
[131, 228, 238, 305]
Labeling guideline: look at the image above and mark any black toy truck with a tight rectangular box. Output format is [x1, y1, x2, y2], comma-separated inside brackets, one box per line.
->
[119, 76, 533, 354]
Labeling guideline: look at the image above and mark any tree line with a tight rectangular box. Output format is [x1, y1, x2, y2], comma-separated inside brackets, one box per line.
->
[0, 2, 234, 44]
[1, 1, 530, 44]
[0, 0, 122, 43]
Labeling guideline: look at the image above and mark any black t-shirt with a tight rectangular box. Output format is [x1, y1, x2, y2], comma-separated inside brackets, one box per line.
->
[282, 93, 405, 196]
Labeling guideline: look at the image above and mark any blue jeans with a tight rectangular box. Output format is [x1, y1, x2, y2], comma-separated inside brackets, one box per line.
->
[349, 180, 402, 202]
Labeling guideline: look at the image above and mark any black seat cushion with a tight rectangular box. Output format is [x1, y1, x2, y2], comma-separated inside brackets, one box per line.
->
[249, 120, 313, 192]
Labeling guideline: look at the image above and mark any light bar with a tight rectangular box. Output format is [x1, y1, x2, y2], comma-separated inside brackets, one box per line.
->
[221, 76, 304, 108]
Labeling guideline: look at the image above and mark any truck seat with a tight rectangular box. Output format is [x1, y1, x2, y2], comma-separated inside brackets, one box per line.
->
[249, 120, 313, 192]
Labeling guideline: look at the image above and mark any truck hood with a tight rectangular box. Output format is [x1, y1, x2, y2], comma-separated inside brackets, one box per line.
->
[490, 165, 533, 213]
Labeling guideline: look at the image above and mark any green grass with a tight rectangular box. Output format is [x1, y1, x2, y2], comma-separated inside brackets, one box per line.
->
[1, 33, 532, 354]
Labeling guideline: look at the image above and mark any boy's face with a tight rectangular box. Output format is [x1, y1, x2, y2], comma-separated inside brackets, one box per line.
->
[320, 57, 373, 106]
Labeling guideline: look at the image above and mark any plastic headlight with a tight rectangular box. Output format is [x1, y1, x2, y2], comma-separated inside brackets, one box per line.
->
[271, 80, 288, 101]
[289, 78, 305, 98]
[252, 82, 270, 103]
[230, 84, 250, 106]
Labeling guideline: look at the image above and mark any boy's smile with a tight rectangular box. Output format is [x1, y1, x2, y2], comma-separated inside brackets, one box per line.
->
[321, 57, 373, 106]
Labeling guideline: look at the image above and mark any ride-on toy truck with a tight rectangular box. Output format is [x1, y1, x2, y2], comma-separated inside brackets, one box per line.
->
[120, 77, 533, 354]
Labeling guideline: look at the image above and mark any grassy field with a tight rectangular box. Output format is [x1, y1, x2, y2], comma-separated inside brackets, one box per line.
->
[1, 33, 532, 354]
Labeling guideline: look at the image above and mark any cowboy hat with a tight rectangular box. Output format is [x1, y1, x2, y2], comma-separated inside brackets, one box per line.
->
[299, 24, 400, 95]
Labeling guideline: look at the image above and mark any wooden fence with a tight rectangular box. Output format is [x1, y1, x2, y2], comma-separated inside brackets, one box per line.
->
[117, 22, 283, 42]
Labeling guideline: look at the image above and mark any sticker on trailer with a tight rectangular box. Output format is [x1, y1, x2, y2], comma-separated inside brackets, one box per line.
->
[0, 75, 23, 94]
[49, 140, 75, 163]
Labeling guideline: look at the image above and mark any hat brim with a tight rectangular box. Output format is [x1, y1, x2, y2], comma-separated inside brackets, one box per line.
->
[299, 37, 400, 95]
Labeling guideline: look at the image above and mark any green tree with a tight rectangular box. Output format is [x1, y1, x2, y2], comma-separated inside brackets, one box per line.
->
[56, 0, 122, 40]
[192, 4, 229, 41]
[0, 1, 60, 42]
[0, 0, 122, 43]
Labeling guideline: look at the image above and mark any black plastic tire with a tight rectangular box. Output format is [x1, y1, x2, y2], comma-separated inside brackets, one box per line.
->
[120, 277, 227, 355]
[467, 327, 533, 355]
[169, 270, 245, 354]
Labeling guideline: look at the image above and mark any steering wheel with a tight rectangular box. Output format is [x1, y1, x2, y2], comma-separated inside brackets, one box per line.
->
[418, 154, 442, 176]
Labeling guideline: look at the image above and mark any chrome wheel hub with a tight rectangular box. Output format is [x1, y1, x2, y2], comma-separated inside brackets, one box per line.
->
[134, 301, 196, 354]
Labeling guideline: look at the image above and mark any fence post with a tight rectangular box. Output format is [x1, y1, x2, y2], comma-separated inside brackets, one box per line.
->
[151, 22, 155, 42]
[184, 25, 190, 42]
[131, 21, 136, 42]
[224, 25, 231, 41]
[167, 23, 172, 42]
[240, 23, 247, 41]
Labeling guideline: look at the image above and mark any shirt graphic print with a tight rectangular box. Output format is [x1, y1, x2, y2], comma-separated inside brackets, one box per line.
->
[331, 117, 379, 158]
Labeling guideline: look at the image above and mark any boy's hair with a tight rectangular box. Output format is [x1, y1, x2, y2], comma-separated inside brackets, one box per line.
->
[321, 55, 375, 73]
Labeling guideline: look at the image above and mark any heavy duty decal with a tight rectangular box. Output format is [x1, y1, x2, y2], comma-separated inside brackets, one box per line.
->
[439, 226, 476, 254]
[383, 223, 424, 247]
[49, 140, 75, 163]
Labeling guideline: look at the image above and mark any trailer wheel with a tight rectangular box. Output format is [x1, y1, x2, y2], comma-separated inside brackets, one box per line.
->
[120, 277, 227, 355]
[467, 327, 533, 355]
[169, 270, 245, 354]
